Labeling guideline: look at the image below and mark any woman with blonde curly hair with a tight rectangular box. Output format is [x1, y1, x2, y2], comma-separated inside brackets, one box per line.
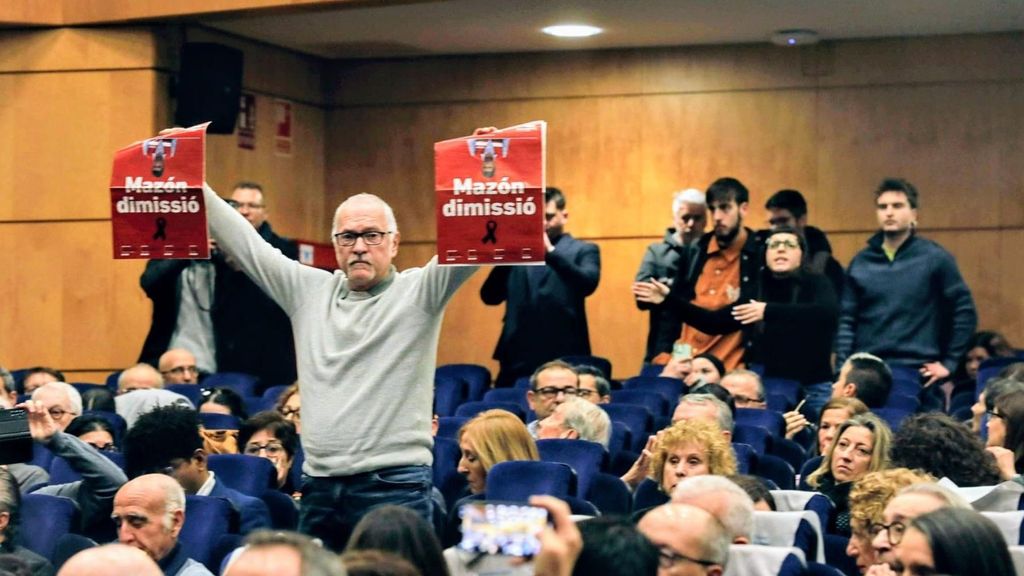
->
[845, 468, 934, 573]
[807, 413, 892, 535]
[650, 419, 737, 495]
[456, 409, 539, 495]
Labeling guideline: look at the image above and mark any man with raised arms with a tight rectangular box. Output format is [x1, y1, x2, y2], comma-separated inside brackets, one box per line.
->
[197, 174, 478, 550]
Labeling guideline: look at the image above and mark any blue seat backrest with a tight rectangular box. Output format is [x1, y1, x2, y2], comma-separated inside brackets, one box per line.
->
[798, 456, 824, 491]
[608, 421, 632, 456]
[732, 442, 757, 475]
[536, 439, 607, 497]
[434, 374, 467, 417]
[735, 408, 786, 436]
[455, 401, 526, 421]
[436, 364, 492, 402]
[622, 377, 684, 405]
[561, 355, 612, 380]
[610, 389, 669, 417]
[482, 388, 529, 411]
[762, 377, 801, 405]
[261, 384, 290, 401]
[181, 495, 239, 572]
[165, 384, 202, 406]
[433, 436, 466, 508]
[734, 424, 771, 455]
[18, 493, 79, 560]
[632, 478, 669, 512]
[207, 454, 277, 496]
[486, 460, 576, 500]
[755, 453, 796, 490]
[585, 472, 631, 516]
[600, 404, 653, 452]
[260, 490, 298, 530]
[437, 416, 470, 439]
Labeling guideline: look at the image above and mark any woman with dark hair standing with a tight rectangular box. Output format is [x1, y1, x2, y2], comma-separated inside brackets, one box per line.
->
[639, 227, 838, 419]
[896, 507, 1014, 576]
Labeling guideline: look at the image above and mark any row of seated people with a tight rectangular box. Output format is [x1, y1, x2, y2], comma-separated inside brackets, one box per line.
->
[8, 349, 1024, 574]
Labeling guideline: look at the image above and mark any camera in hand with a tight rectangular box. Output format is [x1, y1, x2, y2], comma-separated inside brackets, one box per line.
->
[0, 408, 32, 465]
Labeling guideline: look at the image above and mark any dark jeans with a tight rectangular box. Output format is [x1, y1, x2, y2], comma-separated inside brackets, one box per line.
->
[298, 464, 433, 551]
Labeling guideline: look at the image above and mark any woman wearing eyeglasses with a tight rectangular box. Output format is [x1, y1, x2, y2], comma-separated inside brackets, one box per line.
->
[984, 388, 1024, 482]
[641, 227, 839, 421]
[238, 411, 300, 498]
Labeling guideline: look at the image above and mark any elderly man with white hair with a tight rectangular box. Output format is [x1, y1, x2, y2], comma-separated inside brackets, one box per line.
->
[536, 396, 612, 448]
[31, 381, 81, 431]
[112, 474, 212, 575]
[672, 475, 755, 544]
[633, 187, 707, 365]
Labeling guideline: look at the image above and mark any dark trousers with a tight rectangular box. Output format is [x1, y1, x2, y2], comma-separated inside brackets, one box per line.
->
[298, 464, 433, 552]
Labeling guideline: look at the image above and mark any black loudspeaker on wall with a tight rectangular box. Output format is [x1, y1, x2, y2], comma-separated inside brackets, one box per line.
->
[175, 43, 244, 135]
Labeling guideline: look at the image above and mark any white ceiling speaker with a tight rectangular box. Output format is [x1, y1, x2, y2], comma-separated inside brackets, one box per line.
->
[770, 29, 820, 47]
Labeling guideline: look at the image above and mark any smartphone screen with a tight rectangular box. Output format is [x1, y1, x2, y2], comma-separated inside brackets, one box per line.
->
[458, 501, 547, 557]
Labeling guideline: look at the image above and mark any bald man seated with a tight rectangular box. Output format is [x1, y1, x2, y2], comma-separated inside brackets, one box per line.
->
[58, 543, 162, 576]
[118, 364, 165, 395]
[158, 349, 200, 385]
[112, 474, 213, 576]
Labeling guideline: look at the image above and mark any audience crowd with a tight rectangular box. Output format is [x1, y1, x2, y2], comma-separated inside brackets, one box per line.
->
[3, 175, 1023, 576]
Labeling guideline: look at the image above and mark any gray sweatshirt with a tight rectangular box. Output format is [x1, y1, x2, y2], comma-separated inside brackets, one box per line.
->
[204, 186, 478, 476]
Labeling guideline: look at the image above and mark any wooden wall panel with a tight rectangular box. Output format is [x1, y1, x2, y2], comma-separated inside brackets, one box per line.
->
[0, 28, 159, 71]
[815, 82, 1024, 231]
[326, 33, 1024, 378]
[0, 222, 149, 371]
[206, 98, 327, 240]
[0, 70, 163, 221]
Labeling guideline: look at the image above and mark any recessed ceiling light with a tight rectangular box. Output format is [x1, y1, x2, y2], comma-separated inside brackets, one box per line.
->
[542, 24, 603, 38]
[770, 29, 819, 47]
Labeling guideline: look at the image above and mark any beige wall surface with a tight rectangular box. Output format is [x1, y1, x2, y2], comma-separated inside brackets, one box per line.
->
[328, 33, 1024, 379]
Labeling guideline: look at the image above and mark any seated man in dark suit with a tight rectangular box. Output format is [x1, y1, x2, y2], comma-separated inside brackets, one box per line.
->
[122, 406, 271, 535]
[481, 186, 601, 387]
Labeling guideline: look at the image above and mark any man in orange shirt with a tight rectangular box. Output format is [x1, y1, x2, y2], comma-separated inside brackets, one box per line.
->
[639, 177, 761, 372]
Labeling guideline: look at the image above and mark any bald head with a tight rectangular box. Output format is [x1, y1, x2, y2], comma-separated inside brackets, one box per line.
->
[113, 475, 186, 562]
[638, 504, 729, 574]
[118, 364, 164, 395]
[157, 349, 198, 384]
[226, 544, 302, 576]
[58, 544, 161, 576]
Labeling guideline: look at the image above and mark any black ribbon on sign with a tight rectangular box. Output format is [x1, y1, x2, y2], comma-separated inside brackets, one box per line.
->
[153, 217, 168, 241]
[481, 220, 498, 244]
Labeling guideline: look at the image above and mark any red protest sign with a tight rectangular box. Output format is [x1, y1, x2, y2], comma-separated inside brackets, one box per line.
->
[434, 121, 546, 266]
[110, 124, 209, 259]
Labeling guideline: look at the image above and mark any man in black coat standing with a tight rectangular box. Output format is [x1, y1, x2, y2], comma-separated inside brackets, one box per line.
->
[481, 187, 601, 387]
[138, 182, 298, 391]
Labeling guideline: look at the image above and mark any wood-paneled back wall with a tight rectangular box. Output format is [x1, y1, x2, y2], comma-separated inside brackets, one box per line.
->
[324, 33, 1024, 379]
[0, 25, 327, 382]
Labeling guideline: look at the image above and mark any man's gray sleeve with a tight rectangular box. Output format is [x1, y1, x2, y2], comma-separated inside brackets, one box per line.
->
[33, 432, 127, 531]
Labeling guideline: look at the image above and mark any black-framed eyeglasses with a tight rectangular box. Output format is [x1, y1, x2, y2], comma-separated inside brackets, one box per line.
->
[162, 365, 199, 376]
[575, 389, 596, 398]
[868, 521, 907, 546]
[281, 407, 301, 419]
[90, 442, 118, 453]
[48, 407, 75, 420]
[244, 442, 286, 457]
[658, 546, 720, 569]
[767, 239, 800, 250]
[332, 231, 391, 247]
[987, 409, 1005, 420]
[534, 386, 579, 398]
[732, 394, 765, 405]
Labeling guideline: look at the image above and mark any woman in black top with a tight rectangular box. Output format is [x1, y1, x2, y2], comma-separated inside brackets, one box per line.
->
[644, 227, 838, 418]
